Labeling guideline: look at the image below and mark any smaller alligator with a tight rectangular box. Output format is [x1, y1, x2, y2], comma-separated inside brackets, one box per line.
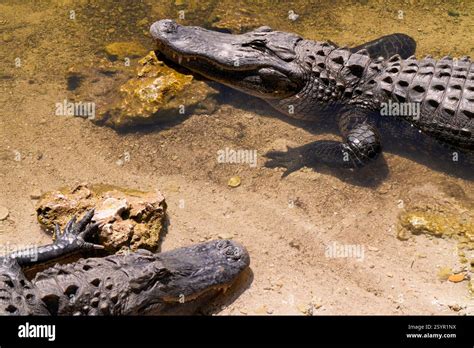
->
[0, 210, 250, 315]
[150, 20, 473, 172]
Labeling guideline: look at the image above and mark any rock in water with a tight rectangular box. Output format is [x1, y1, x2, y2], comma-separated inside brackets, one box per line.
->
[36, 183, 167, 252]
[92, 51, 218, 129]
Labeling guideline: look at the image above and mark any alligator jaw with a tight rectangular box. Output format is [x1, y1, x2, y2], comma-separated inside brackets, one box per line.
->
[150, 19, 306, 99]
[125, 239, 250, 315]
[152, 283, 236, 315]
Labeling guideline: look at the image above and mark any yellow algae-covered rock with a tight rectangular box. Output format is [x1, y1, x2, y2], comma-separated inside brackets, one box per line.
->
[94, 51, 218, 129]
[398, 210, 473, 240]
[36, 183, 167, 253]
[398, 208, 474, 290]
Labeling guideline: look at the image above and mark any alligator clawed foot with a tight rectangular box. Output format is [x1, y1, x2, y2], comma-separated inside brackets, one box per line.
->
[264, 146, 305, 177]
[54, 209, 103, 252]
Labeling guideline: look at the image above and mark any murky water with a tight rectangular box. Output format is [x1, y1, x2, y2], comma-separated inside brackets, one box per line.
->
[0, 0, 473, 314]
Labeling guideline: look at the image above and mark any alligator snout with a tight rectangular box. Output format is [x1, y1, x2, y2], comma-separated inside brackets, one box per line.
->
[216, 239, 249, 263]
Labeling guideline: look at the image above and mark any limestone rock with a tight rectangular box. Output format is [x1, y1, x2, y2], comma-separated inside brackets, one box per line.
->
[94, 198, 129, 223]
[36, 183, 167, 252]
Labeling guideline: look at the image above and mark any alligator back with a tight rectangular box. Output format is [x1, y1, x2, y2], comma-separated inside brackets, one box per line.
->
[31, 251, 156, 315]
[364, 55, 474, 151]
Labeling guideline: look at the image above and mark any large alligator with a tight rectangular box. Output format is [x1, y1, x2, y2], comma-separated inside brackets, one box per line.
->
[0, 210, 250, 315]
[150, 20, 473, 172]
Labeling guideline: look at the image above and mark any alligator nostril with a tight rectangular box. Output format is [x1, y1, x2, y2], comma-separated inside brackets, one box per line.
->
[150, 20, 178, 39]
[216, 240, 230, 249]
[224, 246, 242, 261]
[159, 20, 177, 34]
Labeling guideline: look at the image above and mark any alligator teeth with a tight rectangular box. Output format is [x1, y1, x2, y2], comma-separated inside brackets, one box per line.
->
[178, 55, 182, 64]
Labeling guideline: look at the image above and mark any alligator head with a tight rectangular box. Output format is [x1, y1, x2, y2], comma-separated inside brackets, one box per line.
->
[150, 19, 306, 99]
[125, 239, 250, 315]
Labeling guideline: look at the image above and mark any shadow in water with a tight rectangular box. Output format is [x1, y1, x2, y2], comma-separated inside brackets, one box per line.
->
[263, 140, 390, 188]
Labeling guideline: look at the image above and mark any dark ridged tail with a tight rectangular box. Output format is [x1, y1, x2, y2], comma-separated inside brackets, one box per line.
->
[351, 33, 416, 59]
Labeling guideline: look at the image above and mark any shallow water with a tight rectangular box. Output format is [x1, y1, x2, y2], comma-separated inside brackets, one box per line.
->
[0, 0, 473, 314]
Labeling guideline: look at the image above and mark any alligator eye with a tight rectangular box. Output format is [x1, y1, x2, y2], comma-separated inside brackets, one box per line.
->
[249, 39, 267, 47]
[243, 40, 271, 54]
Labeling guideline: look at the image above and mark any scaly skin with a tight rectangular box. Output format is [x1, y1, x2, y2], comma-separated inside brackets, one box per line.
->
[150, 20, 473, 170]
[0, 210, 250, 315]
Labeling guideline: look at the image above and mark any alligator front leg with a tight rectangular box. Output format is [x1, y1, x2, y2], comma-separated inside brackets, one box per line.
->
[11, 209, 102, 268]
[265, 108, 381, 172]
[306, 129, 380, 169]
[0, 210, 101, 315]
[333, 108, 382, 168]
